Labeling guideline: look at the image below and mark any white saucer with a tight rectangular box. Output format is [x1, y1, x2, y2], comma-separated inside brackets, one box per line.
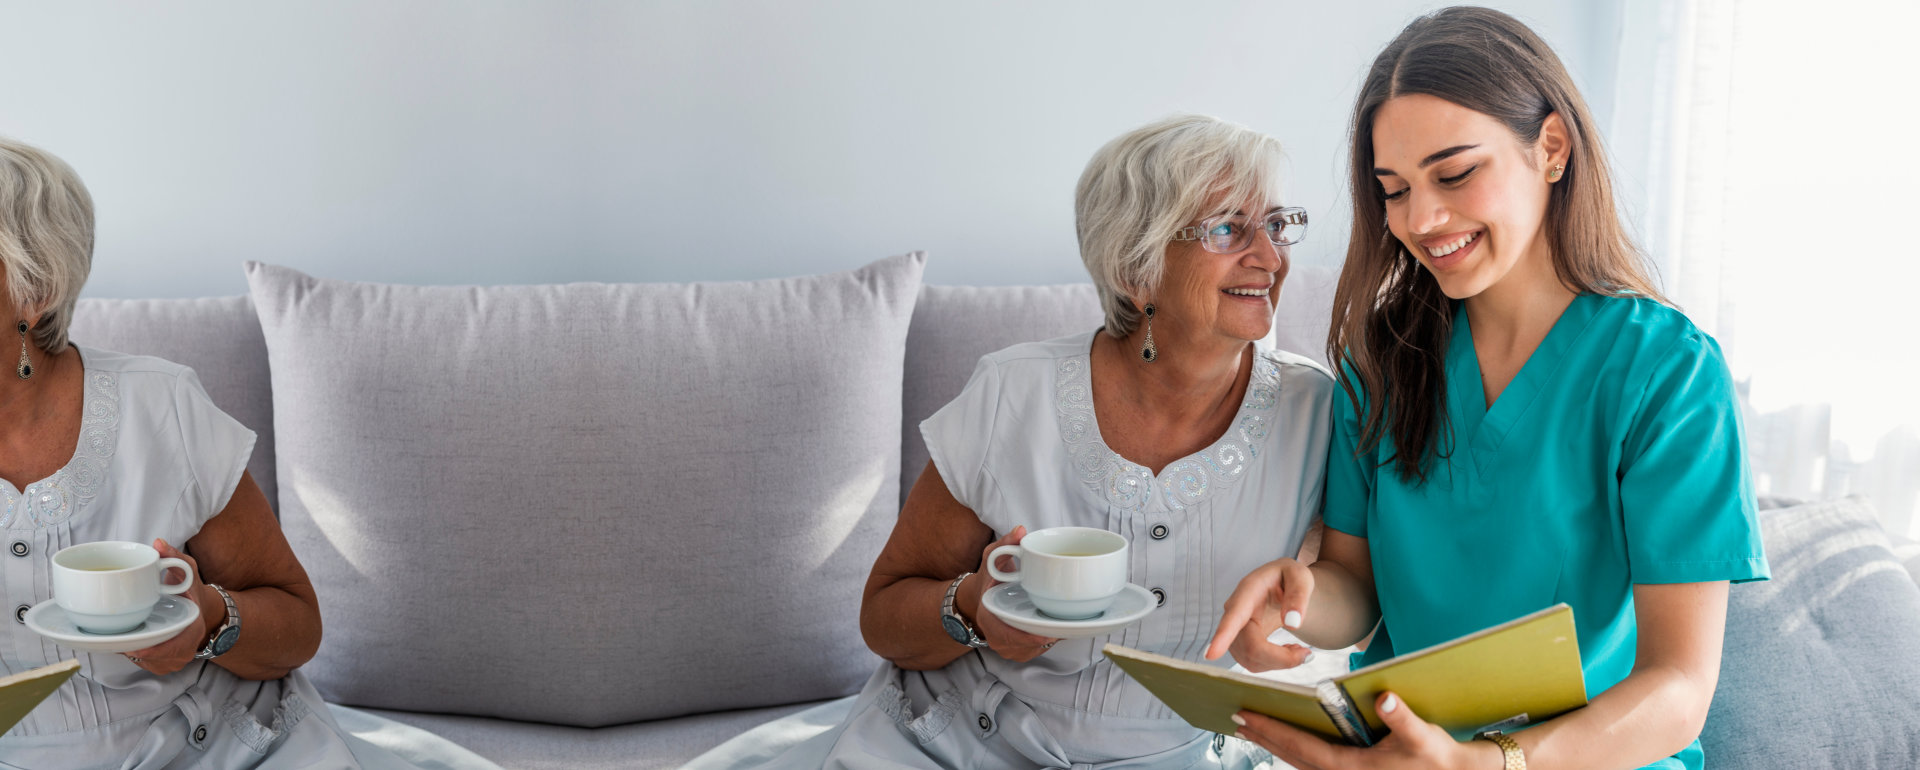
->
[25, 596, 200, 654]
[982, 583, 1156, 639]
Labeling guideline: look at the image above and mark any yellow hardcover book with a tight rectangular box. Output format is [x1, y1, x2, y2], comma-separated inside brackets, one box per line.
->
[1104, 603, 1588, 745]
[0, 659, 81, 734]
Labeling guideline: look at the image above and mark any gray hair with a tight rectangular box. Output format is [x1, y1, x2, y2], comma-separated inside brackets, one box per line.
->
[1074, 114, 1285, 338]
[0, 137, 94, 354]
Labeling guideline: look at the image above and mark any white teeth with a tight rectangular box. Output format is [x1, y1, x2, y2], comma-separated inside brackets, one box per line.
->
[1224, 288, 1267, 296]
[1426, 231, 1478, 257]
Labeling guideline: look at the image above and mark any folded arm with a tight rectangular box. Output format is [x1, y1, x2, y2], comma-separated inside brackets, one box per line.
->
[133, 471, 323, 681]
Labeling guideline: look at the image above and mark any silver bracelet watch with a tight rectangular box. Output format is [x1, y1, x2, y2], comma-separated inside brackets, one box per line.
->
[940, 572, 990, 649]
[194, 584, 241, 660]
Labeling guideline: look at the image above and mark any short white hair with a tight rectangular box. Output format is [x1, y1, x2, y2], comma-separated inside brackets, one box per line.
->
[1074, 114, 1285, 337]
[0, 137, 94, 354]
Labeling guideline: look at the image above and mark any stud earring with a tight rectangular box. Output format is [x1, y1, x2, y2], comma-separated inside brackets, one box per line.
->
[15, 321, 32, 380]
[1140, 304, 1158, 363]
[1547, 164, 1565, 182]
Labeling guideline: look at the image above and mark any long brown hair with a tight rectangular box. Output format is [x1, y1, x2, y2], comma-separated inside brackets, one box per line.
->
[1328, 6, 1667, 483]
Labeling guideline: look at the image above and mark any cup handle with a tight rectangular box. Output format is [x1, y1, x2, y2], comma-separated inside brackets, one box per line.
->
[156, 557, 195, 595]
[987, 545, 1023, 583]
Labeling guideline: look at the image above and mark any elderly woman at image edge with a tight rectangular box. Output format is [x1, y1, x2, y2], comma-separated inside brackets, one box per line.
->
[687, 115, 1333, 768]
[0, 139, 495, 769]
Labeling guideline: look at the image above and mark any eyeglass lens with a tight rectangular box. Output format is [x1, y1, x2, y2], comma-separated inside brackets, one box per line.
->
[1200, 211, 1306, 253]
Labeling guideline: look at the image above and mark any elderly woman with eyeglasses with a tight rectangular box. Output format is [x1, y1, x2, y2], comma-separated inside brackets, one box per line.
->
[686, 114, 1333, 769]
[0, 138, 498, 769]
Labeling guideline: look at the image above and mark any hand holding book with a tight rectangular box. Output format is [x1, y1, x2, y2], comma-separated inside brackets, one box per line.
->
[1230, 688, 1512, 770]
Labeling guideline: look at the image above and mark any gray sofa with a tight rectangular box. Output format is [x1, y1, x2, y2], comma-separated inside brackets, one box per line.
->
[63, 254, 1920, 769]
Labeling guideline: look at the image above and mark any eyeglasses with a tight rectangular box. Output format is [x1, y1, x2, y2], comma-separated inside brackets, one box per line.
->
[1170, 207, 1309, 254]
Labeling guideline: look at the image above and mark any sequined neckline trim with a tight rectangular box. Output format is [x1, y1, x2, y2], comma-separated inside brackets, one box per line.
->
[1, 363, 121, 529]
[1056, 340, 1280, 512]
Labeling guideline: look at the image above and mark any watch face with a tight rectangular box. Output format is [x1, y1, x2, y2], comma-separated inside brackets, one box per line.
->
[211, 627, 240, 656]
[941, 615, 972, 645]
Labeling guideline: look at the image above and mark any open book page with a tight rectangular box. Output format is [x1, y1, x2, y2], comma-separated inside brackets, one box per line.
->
[0, 659, 81, 734]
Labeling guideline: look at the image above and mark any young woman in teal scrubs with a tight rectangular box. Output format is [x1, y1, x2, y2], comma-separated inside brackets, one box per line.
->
[1206, 8, 1767, 769]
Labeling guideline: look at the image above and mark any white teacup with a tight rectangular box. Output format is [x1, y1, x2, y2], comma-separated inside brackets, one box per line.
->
[51, 541, 195, 635]
[988, 527, 1129, 620]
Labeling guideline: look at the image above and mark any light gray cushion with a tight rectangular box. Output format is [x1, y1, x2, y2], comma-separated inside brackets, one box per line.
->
[1270, 264, 1337, 369]
[897, 265, 1336, 506]
[68, 296, 278, 512]
[247, 254, 924, 727]
[1702, 497, 1920, 767]
[359, 700, 827, 770]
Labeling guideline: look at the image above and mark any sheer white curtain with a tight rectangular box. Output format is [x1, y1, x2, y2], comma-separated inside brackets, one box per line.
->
[1613, 0, 1920, 537]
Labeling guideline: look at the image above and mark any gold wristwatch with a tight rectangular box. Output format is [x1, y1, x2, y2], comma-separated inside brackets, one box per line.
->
[1476, 730, 1525, 769]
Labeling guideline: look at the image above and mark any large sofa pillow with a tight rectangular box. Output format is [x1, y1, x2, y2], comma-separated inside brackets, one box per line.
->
[247, 255, 924, 727]
[1702, 497, 1920, 766]
[68, 296, 278, 511]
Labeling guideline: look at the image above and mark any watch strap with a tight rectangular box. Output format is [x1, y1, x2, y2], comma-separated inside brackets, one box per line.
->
[194, 584, 239, 660]
[942, 572, 989, 648]
[1476, 730, 1525, 770]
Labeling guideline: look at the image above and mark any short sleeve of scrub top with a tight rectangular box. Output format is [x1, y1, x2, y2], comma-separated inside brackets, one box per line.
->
[1618, 330, 1769, 584]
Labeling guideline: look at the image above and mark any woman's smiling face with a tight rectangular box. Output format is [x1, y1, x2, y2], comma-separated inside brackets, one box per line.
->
[1152, 198, 1290, 347]
[1371, 93, 1566, 300]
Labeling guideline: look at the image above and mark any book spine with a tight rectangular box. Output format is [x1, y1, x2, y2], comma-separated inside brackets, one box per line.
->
[1315, 680, 1375, 747]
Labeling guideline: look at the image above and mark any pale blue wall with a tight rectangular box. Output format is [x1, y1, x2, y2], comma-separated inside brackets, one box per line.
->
[0, 0, 1618, 298]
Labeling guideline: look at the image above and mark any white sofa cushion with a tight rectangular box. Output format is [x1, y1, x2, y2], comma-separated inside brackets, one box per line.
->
[246, 254, 924, 727]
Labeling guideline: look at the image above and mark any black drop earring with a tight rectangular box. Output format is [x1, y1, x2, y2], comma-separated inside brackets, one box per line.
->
[1140, 304, 1157, 363]
[15, 321, 32, 380]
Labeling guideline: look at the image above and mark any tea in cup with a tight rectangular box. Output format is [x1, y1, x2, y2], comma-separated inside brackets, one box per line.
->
[51, 541, 195, 634]
[988, 527, 1128, 619]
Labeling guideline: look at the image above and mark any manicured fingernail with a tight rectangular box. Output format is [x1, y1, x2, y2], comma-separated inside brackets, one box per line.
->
[1234, 731, 1248, 742]
[1231, 713, 1247, 727]
[1303, 651, 1316, 664]
[1284, 610, 1302, 628]
[1381, 693, 1399, 714]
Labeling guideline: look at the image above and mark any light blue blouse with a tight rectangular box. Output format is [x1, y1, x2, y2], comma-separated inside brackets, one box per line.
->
[1323, 293, 1768, 770]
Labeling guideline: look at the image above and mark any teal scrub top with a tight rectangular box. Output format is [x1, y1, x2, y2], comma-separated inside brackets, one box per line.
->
[1322, 293, 1769, 770]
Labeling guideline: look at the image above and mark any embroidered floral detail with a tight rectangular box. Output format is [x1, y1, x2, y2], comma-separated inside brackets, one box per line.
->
[15, 370, 118, 528]
[1056, 349, 1282, 511]
[876, 679, 964, 745]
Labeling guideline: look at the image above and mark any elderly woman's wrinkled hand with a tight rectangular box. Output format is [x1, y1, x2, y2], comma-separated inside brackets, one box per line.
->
[969, 526, 1062, 662]
[122, 539, 210, 675]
